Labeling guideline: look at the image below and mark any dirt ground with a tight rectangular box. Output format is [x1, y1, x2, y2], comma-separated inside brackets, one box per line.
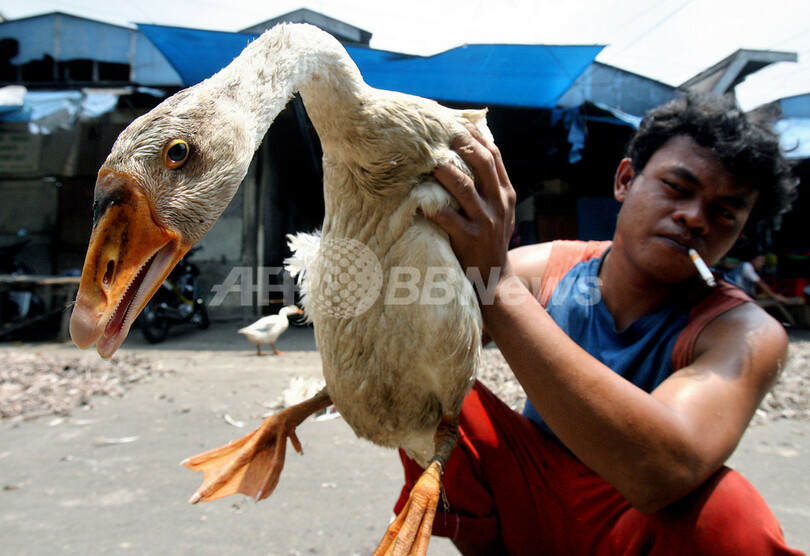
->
[1, 322, 808, 555]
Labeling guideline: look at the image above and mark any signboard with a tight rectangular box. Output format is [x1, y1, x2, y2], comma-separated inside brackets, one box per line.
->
[0, 129, 42, 175]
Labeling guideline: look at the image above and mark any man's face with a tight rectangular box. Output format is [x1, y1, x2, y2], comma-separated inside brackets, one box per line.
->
[613, 135, 759, 285]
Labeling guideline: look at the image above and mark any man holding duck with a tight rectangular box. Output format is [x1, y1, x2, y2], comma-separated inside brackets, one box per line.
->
[396, 93, 804, 555]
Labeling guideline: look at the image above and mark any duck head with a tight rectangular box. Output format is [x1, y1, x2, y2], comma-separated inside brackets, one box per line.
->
[70, 86, 255, 358]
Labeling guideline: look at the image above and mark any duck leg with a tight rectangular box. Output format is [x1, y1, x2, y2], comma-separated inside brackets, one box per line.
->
[374, 414, 459, 556]
[182, 388, 331, 503]
[271, 342, 285, 356]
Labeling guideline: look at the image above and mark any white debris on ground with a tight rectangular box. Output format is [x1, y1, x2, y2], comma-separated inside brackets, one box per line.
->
[752, 338, 810, 425]
[265, 376, 326, 411]
[263, 376, 330, 419]
[479, 341, 810, 426]
[282, 376, 326, 408]
[1, 338, 808, 425]
[0, 351, 168, 422]
[477, 349, 527, 411]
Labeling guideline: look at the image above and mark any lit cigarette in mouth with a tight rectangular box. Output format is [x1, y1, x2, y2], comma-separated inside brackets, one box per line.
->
[688, 248, 716, 287]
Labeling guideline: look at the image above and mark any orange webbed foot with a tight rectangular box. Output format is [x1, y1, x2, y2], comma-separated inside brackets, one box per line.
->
[374, 461, 442, 556]
[374, 414, 459, 556]
[182, 389, 331, 504]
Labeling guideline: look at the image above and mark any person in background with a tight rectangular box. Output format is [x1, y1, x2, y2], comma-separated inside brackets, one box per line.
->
[729, 251, 792, 303]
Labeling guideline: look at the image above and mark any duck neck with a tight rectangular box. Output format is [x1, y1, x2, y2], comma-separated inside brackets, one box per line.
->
[208, 24, 392, 247]
[209, 23, 366, 151]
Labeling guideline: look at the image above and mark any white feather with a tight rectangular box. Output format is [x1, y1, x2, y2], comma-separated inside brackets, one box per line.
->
[284, 231, 322, 320]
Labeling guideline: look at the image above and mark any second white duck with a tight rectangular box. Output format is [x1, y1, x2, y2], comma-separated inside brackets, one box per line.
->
[238, 305, 303, 356]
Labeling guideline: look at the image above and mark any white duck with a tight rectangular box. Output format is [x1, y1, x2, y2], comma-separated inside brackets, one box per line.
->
[238, 305, 303, 355]
[68, 23, 485, 555]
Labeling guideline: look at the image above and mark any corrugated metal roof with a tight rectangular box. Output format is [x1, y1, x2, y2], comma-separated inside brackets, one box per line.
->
[0, 13, 183, 86]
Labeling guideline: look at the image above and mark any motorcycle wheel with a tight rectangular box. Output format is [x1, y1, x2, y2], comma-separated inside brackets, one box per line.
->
[141, 307, 169, 343]
[192, 303, 210, 330]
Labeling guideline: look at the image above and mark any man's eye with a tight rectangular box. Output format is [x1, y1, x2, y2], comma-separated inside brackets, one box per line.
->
[663, 180, 686, 193]
[717, 208, 737, 223]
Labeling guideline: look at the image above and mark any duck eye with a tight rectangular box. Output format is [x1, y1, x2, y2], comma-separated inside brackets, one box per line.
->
[163, 140, 190, 169]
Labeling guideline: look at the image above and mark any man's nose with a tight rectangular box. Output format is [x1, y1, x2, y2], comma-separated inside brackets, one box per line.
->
[673, 199, 708, 234]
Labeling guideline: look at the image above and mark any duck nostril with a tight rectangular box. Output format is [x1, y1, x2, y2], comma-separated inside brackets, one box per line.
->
[103, 260, 115, 287]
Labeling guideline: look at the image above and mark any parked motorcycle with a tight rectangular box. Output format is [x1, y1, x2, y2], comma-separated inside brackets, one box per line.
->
[0, 230, 44, 329]
[138, 244, 209, 343]
[0, 233, 34, 275]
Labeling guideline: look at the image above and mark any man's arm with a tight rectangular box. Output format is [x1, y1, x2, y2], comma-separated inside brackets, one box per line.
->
[482, 279, 786, 513]
[430, 128, 788, 513]
[478, 242, 554, 346]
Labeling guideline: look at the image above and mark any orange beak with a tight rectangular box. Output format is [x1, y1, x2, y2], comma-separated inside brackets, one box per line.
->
[70, 170, 193, 358]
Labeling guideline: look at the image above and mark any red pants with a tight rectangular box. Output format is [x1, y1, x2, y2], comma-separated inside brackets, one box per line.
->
[396, 381, 804, 555]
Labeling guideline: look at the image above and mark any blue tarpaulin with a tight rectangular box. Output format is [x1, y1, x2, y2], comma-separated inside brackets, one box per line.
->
[136, 25, 257, 88]
[0, 88, 119, 133]
[779, 93, 810, 119]
[774, 94, 810, 159]
[0, 86, 166, 132]
[775, 118, 810, 159]
[137, 24, 603, 109]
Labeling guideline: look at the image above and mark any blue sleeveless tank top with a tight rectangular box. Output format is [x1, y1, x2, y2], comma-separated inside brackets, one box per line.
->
[522, 253, 691, 433]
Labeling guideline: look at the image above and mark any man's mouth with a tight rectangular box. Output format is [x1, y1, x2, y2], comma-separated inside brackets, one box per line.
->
[657, 233, 695, 252]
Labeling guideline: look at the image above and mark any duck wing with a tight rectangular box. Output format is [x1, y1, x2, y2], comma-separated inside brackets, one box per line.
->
[238, 315, 282, 335]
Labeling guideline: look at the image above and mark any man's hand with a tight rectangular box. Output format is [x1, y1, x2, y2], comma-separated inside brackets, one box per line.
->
[428, 126, 517, 286]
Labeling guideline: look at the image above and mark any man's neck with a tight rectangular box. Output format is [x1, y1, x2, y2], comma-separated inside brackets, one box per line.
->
[598, 247, 697, 331]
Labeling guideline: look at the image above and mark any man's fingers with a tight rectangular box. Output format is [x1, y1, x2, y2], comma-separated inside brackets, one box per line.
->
[450, 129, 511, 201]
[424, 205, 469, 240]
[433, 163, 486, 219]
[463, 122, 495, 152]
[450, 130, 494, 180]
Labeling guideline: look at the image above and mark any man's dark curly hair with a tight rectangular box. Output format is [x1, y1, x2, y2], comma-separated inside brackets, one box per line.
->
[624, 93, 797, 228]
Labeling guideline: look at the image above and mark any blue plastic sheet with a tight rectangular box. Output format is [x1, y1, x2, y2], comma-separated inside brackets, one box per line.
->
[137, 24, 603, 109]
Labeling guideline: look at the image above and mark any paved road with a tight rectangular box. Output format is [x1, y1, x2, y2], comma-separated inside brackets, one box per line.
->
[1, 322, 807, 555]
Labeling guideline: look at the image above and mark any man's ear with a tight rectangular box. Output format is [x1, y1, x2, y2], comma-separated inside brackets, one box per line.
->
[614, 158, 635, 202]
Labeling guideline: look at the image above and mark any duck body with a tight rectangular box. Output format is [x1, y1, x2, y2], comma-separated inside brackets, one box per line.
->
[279, 38, 485, 464]
[286, 96, 485, 463]
[296, 213, 481, 463]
